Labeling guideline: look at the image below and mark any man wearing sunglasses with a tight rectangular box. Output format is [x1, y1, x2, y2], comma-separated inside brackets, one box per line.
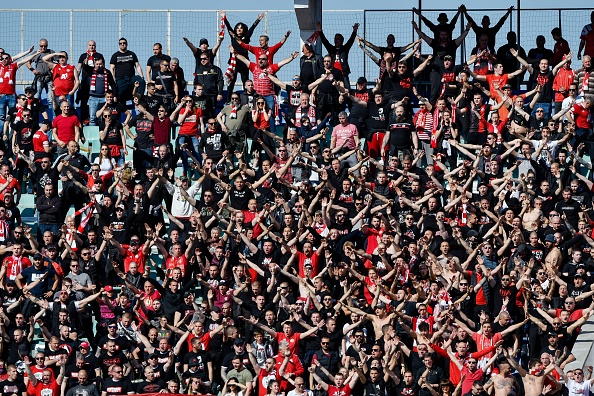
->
[26, 39, 55, 109]
[109, 37, 145, 102]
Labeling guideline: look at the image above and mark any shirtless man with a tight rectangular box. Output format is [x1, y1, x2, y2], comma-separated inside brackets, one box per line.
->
[485, 359, 520, 396]
[505, 352, 555, 396]
[522, 201, 543, 232]
[543, 227, 562, 271]
[349, 301, 397, 340]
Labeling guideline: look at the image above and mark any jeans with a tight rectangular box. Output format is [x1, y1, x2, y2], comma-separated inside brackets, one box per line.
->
[177, 135, 200, 175]
[532, 102, 552, 118]
[87, 96, 105, 126]
[0, 94, 16, 133]
[263, 95, 276, 134]
[38, 223, 59, 240]
[34, 77, 53, 109]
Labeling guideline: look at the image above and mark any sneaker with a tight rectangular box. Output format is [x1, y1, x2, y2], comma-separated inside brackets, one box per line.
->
[83, 119, 90, 126]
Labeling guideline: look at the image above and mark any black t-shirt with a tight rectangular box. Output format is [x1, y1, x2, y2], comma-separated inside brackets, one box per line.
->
[529, 70, 554, 102]
[13, 120, 38, 149]
[147, 54, 171, 80]
[127, 115, 153, 149]
[136, 379, 166, 394]
[388, 119, 414, 149]
[317, 69, 343, 95]
[154, 70, 176, 96]
[65, 362, 97, 388]
[389, 72, 413, 101]
[365, 100, 391, 135]
[229, 186, 254, 211]
[141, 95, 162, 116]
[0, 379, 26, 396]
[102, 378, 134, 396]
[98, 351, 129, 378]
[110, 50, 139, 79]
[349, 89, 372, 118]
[430, 39, 459, 61]
[285, 86, 311, 112]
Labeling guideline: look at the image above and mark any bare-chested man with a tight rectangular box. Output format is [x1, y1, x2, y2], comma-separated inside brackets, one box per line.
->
[505, 353, 556, 396]
[522, 201, 543, 231]
[485, 359, 519, 396]
[350, 301, 397, 339]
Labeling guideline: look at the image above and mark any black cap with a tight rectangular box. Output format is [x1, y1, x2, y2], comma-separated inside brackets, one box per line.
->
[356, 77, 367, 84]
[216, 164, 226, 171]
[149, 352, 159, 359]
[302, 179, 311, 185]
[443, 55, 453, 61]
[502, 84, 512, 90]
[5, 279, 16, 286]
[183, 291, 193, 298]
[234, 338, 245, 346]
[24, 86, 35, 93]
[467, 230, 479, 238]
[41, 120, 52, 127]
[218, 279, 227, 286]
[438, 12, 449, 21]
[212, 306, 221, 313]
[46, 244, 57, 250]
[199, 38, 208, 46]
[33, 253, 43, 260]
[375, 302, 386, 309]
[575, 273, 585, 279]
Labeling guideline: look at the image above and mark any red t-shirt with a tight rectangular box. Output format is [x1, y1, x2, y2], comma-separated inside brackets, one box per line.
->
[178, 108, 203, 136]
[122, 244, 146, 273]
[52, 64, 76, 96]
[0, 62, 18, 95]
[296, 251, 319, 278]
[257, 369, 278, 396]
[33, 130, 50, 155]
[186, 331, 212, 351]
[33, 380, 60, 396]
[486, 74, 510, 99]
[52, 114, 80, 142]
[152, 117, 172, 145]
[275, 332, 301, 355]
[572, 103, 592, 129]
[328, 384, 351, 396]
[165, 254, 188, 277]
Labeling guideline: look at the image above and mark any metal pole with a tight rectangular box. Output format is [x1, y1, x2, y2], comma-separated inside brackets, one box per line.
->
[216, 11, 221, 69]
[167, 10, 171, 56]
[516, 0, 520, 49]
[69, 10, 73, 58]
[558, 9, 562, 32]
[265, 11, 269, 35]
[20, 10, 24, 85]
[363, 10, 366, 81]
[118, 10, 122, 39]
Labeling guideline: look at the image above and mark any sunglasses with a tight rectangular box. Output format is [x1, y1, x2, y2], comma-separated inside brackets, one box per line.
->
[119, 42, 127, 45]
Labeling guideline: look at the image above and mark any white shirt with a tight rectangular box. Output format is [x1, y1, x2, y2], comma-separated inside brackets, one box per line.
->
[568, 379, 591, 396]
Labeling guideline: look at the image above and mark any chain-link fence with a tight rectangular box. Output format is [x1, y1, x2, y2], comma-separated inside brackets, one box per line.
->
[0, 8, 592, 88]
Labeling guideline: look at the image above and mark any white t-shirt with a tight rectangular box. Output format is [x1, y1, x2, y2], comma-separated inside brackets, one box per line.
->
[567, 379, 591, 396]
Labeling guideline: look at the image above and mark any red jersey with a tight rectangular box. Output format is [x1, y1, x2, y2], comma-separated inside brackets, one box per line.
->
[52, 114, 80, 142]
[122, 244, 146, 273]
[328, 384, 352, 396]
[0, 62, 18, 95]
[186, 331, 211, 351]
[33, 380, 60, 396]
[152, 117, 172, 145]
[178, 108, 203, 136]
[257, 369, 278, 396]
[33, 130, 50, 155]
[52, 64, 76, 96]
[296, 251, 319, 277]
[275, 332, 301, 355]
[248, 62, 280, 97]
[240, 41, 284, 63]
[275, 353, 304, 391]
[471, 332, 502, 356]
[3, 255, 31, 280]
[0, 174, 19, 200]
[553, 68, 576, 102]
[486, 74, 510, 100]
[572, 103, 592, 129]
[165, 254, 188, 277]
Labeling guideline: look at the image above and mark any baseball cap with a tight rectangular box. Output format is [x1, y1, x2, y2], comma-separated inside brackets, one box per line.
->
[375, 302, 386, 310]
[545, 234, 556, 243]
[46, 244, 57, 251]
[467, 230, 479, 238]
[444, 55, 453, 61]
[234, 338, 245, 346]
[116, 204, 125, 211]
[356, 77, 367, 84]
[79, 341, 90, 349]
[216, 164, 226, 171]
[199, 38, 208, 46]
[24, 86, 35, 93]
[33, 252, 43, 260]
[104, 285, 114, 292]
[502, 84, 512, 90]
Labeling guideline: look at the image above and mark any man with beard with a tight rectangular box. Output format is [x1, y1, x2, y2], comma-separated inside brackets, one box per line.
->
[382, 105, 416, 159]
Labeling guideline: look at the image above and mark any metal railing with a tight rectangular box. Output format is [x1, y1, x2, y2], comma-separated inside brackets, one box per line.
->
[0, 8, 592, 89]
